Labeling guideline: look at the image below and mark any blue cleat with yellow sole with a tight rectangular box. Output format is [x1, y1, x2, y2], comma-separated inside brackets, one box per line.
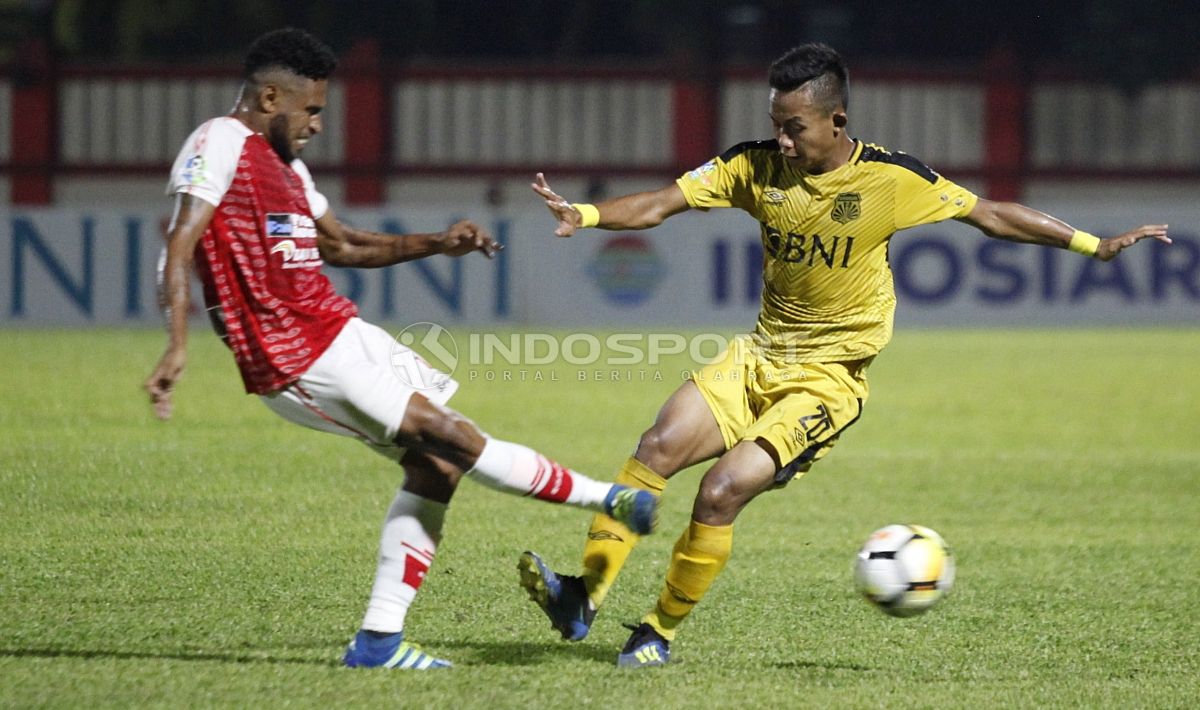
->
[517, 550, 596, 641]
[343, 630, 452, 669]
[616, 623, 670, 668]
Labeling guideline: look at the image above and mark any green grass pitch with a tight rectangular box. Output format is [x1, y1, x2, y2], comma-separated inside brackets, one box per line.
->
[1, 327, 1197, 708]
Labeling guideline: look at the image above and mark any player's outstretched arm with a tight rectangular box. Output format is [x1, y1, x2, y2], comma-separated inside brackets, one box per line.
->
[531, 172, 690, 237]
[959, 198, 1170, 261]
[145, 193, 214, 421]
[316, 211, 502, 268]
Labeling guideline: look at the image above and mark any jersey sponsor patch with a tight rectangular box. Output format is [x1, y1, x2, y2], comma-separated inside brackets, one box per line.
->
[266, 213, 295, 236]
[686, 160, 718, 186]
[269, 239, 323, 269]
[266, 213, 321, 268]
[180, 155, 209, 185]
[265, 213, 318, 240]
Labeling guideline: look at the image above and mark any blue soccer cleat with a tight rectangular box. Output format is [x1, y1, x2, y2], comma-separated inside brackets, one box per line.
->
[342, 630, 453, 669]
[517, 550, 596, 641]
[616, 622, 670, 668]
[603, 485, 658, 535]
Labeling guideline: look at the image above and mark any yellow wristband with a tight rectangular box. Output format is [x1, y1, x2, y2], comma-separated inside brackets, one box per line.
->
[572, 203, 600, 229]
[1068, 230, 1100, 257]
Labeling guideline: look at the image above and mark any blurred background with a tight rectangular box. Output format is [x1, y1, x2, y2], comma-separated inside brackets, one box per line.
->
[0, 0, 1197, 327]
[8, 0, 1200, 83]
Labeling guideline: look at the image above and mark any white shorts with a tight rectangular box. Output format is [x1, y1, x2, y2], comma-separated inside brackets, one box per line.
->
[260, 318, 459, 462]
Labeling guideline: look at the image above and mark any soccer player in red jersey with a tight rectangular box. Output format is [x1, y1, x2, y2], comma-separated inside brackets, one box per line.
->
[143, 28, 656, 670]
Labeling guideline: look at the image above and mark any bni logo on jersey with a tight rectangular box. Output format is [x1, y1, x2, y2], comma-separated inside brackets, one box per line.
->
[391, 322, 459, 391]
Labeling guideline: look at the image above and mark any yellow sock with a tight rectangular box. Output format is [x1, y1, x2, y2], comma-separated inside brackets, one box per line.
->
[644, 519, 733, 641]
[580, 457, 667, 606]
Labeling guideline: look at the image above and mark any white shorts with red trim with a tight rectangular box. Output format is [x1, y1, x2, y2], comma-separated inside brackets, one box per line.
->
[259, 317, 459, 462]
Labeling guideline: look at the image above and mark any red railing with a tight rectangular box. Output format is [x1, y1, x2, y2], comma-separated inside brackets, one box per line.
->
[3, 41, 1199, 206]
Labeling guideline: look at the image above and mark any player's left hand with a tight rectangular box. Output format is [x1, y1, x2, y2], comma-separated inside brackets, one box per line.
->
[441, 219, 502, 258]
[1095, 224, 1171, 261]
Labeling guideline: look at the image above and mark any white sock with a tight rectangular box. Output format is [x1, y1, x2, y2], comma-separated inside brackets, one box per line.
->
[361, 489, 446, 633]
[467, 438, 612, 511]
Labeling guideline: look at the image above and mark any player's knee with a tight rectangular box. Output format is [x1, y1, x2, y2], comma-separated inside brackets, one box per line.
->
[398, 399, 481, 454]
[693, 472, 740, 522]
[423, 413, 479, 452]
[635, 428, 685, 475]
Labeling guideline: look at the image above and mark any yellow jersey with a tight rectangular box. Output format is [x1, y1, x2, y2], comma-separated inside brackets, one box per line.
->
[677, 139, 978, 363]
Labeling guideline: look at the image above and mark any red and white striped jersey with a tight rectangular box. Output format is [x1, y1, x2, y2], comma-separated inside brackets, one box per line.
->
[167, 117, 357, 394]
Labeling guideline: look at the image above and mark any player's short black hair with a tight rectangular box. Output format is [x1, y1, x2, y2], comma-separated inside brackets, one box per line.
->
[243, 28, 337, 81]
[768, 43, 849, 112]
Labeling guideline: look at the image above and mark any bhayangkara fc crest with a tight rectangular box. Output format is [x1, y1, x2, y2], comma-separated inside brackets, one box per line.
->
[831, 192, 862, 224]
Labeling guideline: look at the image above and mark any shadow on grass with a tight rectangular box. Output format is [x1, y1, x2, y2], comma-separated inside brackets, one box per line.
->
[0, 646, 336, 667]
[770, 659, 876, 672]
[2, 644, 870, 671]
[436, 639, 613, 665]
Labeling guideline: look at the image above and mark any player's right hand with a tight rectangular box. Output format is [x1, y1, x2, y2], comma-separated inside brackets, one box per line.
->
[1095, 224, 1171, 261]
[144, 347, 187, 421]
[441, 219, 502, 258]
[531, 172, 582, 237]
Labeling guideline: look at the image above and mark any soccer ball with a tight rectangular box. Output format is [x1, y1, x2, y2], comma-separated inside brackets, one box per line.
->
[854, 524, 955, 617]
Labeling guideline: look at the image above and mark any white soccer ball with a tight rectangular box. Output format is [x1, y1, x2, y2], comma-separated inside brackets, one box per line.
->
[854, 524, 955, 617]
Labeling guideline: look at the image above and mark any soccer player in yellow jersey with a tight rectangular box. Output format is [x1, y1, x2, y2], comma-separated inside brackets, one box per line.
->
[518, 43, 1171, 667]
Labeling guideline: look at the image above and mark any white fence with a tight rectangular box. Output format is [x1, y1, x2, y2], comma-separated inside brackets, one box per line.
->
[393, 79, 673, 167]
[57, 77, 346, 167]
[20, 72, 1200, 176]
[1030, 83, 1200, 169]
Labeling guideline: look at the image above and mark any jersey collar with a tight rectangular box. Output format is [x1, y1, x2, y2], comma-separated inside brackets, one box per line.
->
[786, 139, 863, 178]
[785, 140, 863, 197]
[847, 139, 865, 164]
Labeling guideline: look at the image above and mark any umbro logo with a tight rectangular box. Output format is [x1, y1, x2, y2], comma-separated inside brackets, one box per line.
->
[764, 190, 786, 203]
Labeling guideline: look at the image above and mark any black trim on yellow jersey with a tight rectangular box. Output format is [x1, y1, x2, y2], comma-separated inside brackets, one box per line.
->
[858, 144, 938, 184]
[719, 139, 780, 163]
[847, 140, 865, 163]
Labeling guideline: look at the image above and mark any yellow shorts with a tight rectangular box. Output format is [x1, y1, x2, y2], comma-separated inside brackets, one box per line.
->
[690, 336, 870, 485]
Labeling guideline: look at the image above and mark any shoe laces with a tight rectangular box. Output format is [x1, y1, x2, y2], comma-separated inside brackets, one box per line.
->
[621, 622, 666, 653]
